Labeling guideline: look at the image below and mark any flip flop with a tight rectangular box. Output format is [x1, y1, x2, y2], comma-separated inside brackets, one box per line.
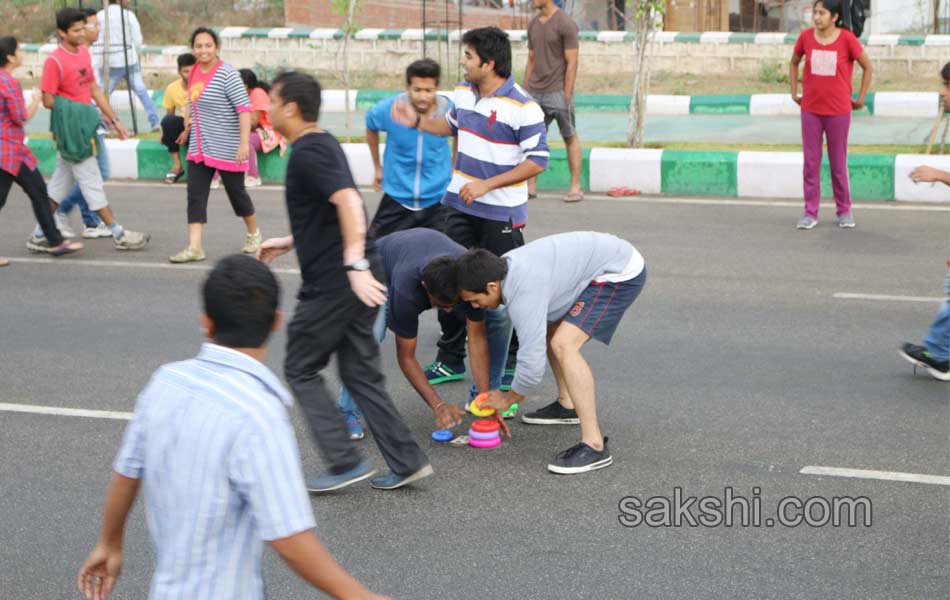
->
[563, 191, 584, 203]
[607, 187, 640, 197]
[165, 170, 184, 184]
[0, 257, 9, 267]
[528, 193, 538, 200]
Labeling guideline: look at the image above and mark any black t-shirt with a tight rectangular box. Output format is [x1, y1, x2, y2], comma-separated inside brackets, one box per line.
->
[377, 228, 483, 338]
[285, 131, 376, 292]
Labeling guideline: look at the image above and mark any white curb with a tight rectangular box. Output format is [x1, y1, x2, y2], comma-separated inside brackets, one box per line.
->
[589, 148, 663, 194]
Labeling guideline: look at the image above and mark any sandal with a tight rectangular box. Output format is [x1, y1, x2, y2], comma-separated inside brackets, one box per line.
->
[528, 192, 538, 200]
[49, 240, 84, 256]
[563, 191, 584, 203]
[607, 187, 640, 197]
[165, 170, 184, 184]
[0, 257, 9, 267]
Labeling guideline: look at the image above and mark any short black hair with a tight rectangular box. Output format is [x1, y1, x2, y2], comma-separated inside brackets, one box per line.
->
[56, 7, 86, 33]
[456, 248, 508, 294]
[190, 26, 220, 49]
[203, 255, 280, 348]
[941, 62, 950, 83]
[406, 58, 441, 85]
[272, 71, 322, 122]
[0, 37, 17, 68]
[462, 27, 512, 79]
[82, 7, 98, 18]
[177, 53, 197, 70]
[422, 256, 460, 304]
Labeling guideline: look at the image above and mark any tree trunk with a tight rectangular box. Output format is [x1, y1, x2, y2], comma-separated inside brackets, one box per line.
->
[342, 0, 358, 142]
[101, 0, 110, 90]
[627, 3, 655, 148]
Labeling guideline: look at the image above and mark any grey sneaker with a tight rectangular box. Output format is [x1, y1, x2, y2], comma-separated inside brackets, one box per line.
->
[836, 213, 856, 228]
[26, 234, 51, 253]
[169, 246, 206, 263]
[242, 229, 262, 254]
[114, 230, 150, 251]
[796, 215, 818, 230]
[54, 211, 76, 239]
[82, 223, 113, 239]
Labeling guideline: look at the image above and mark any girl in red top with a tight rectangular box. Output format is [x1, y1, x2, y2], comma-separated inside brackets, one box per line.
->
[790, 0, 872, 230]
[238, 69, 284, 188]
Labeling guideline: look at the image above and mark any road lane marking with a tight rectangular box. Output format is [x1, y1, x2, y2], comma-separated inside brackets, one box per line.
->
[0, 402, 132, 421]
[6, 257, 301, 275]
[834, 292, 945, 303]
[801, 466, 950, 486]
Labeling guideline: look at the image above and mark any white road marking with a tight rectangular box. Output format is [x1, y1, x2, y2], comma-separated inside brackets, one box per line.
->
[801, 466, 950, 486]
[833, 292, 945, 303]
[6, 257, 301, 275]
[0, 402, 132, 421]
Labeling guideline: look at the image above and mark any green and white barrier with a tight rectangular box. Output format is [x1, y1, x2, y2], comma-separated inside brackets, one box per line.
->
[24, 138, 950, 203]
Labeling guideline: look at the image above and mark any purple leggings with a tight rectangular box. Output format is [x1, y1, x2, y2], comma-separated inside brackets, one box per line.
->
[247, 131, 263, 178]
[801, 111, 852, 218]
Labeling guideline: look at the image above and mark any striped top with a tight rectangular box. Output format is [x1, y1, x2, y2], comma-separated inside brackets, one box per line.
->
[442, 77, 549, 225]
[186, 61, 252, 172]
[113, 343, 316, 600]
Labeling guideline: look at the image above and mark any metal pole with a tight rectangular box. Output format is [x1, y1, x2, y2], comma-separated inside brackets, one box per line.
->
[101, 0, 110, 94]
[118, 1, 139, 134]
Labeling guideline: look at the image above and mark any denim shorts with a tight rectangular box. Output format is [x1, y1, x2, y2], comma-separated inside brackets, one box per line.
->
[562, 268, 646, 345]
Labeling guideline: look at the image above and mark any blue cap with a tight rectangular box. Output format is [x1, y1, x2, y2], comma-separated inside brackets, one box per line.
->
[431, 429, 454, 442]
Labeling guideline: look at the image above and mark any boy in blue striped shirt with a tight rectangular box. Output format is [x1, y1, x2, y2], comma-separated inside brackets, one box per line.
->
[78, 255, 385, 600]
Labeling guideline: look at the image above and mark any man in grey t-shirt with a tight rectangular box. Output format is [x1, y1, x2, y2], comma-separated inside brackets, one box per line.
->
[525, 0, 582, 202]
[455, 232, 647, 475]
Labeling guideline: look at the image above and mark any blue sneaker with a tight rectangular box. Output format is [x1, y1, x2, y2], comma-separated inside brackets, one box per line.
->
[307, 459, 376, 493]
[345, 412, 364, 440]
[424, 360, 466, 385]
[500, 368, 515, 392]
[370, 464, 434, 490]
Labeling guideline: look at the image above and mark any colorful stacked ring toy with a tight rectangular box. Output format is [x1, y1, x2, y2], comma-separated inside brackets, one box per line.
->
[468, 418, 501, 449]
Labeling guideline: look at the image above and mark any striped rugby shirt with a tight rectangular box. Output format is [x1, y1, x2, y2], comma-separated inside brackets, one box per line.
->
[442, 76, 549, 226]
[186, 61, 252, 172]
[113, 343, 315, 599]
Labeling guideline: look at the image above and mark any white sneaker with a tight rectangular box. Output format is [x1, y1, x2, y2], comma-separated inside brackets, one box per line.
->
[245, 175, 262, 188]
[243, 229, 262, 254]
[53, 212, 76, 239]
[81, 223, 113, 239]
[210, 178, 221, 190]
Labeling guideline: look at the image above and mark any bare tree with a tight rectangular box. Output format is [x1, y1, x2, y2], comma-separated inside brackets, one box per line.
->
[626, 0, 665, 148]
[333, 0, 362, 142]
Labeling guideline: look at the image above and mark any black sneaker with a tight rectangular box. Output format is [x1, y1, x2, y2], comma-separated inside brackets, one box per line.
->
[521, 400, 580, 425]
[900, 343, 950, 382]
[548, 438, 612, 474]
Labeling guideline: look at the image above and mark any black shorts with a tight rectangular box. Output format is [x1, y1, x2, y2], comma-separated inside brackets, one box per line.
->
[442, 206, 524, 255]
[563, 268, 646, 345]
[369, 193, 446, 239]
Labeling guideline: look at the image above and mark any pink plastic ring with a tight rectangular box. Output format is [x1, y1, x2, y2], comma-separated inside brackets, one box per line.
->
[469, 435, 501, 449]
[468, 428, 500, 441]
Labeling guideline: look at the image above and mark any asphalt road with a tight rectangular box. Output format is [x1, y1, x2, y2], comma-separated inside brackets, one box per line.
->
[0, 184, 948, 599]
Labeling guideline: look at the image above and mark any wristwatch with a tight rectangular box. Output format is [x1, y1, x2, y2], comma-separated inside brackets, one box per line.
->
[345, 258, 371, 272]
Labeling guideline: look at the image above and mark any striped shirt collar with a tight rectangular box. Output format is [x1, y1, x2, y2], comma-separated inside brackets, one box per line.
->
[194, 343, 293, 407]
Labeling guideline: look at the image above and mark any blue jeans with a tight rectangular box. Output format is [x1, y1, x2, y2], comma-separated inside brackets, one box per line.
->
[108, 63, 159, 128]
[337, 306, 513, 418]
[58, 133, 108, 227]
[924, 271, 950, 361]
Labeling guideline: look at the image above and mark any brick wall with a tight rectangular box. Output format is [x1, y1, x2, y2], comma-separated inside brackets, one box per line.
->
[285, 0, 527, 30]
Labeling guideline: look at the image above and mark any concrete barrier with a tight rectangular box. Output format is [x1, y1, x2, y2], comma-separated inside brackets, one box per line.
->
[23, 138, 948, 203]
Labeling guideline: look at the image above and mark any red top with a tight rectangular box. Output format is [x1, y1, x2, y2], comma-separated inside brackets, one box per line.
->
[0, 70, 37, 176]
[793, 28, 864, 116]
[41, 45, 95, 105]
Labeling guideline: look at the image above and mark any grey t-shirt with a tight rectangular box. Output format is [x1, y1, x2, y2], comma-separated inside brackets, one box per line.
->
[501, 232, 643, 396]
[526, 8, 580, 94]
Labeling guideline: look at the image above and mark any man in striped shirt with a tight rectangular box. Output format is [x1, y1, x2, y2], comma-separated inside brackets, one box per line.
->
[77, 255, 385, 600]
[391, 26, 549, 399]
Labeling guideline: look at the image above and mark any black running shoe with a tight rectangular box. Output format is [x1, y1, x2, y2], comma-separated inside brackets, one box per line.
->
[521, 400, 580, 425]
[548, 437, 613, 474]
[899, 343, 950, 381]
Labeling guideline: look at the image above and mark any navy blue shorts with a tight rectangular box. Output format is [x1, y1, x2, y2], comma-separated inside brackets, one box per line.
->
[562, 268, 646, 345]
